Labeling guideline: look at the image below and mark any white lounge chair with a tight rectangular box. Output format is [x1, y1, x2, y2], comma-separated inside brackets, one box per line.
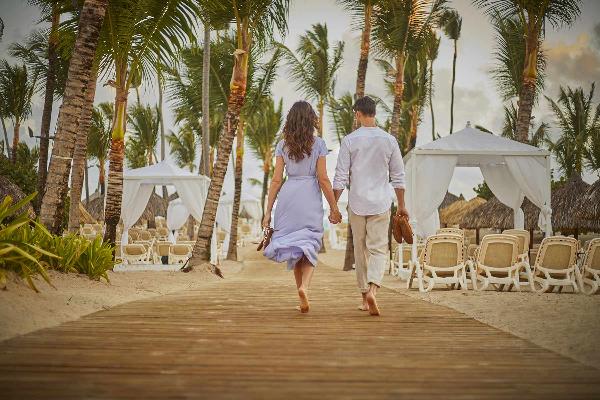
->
[577, 238, 600, 295]
[532, 236, 579, 293]
[502, 229, 530, 261]
[122, 244, 151, 264]
[408, 234, 467, 292]
[468, 234, 532, 291]
[169, 244, 191, 264]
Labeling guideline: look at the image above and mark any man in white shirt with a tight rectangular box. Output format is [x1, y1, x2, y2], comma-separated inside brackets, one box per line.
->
[333, 96, 408, 316]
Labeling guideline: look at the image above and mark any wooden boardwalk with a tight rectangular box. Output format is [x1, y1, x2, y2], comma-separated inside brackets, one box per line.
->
[1, 253, 599, 399]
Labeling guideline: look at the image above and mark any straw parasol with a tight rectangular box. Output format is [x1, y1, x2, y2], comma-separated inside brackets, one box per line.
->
[438, 191, 463, 211]
[85, 190, 168, 223]
[461, 196, 539, 231]
[78, 202, 96, 224]
[441, 197, 487, 227]
[0, 174, 35, 219]
[575, 178, 600, 222]
[524, 175, 599, 236]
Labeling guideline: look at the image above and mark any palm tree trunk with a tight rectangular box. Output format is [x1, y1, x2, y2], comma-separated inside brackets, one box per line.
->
[157, 69, 169, 205]
[390, 53, 406, 143]
[103, 85, 128, 245]
[449, 39, 457, 134]
[68, 73, 97, 232]
[429, 60, 435, 141]
[227, 121, 244, 261]
[1, 119, 10, 157]
[36, 4, 60, 213]
[260, 162, 269, 219]
[99, 159, 106, 196]
[188, 34, 250, 266]
[354, 1, 372, 108]
[515, 36, 539, 143]
[40, 0, 107, 234]
[84, 162, 90, 205]
[201, 23, 211, 176]
[11, 123, 20, 163]
[406, 105, 418, 151]
[317, 98, 325, 138]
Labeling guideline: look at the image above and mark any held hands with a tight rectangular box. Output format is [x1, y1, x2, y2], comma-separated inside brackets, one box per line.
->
[328, 208, 342, 224]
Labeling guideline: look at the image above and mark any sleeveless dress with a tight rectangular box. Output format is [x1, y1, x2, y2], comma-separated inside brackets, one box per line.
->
[264, 137, 328, 270]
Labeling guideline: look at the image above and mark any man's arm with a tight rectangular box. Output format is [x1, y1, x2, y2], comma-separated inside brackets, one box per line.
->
[332, 138, 351, 202]
[389, 139, 408, 217]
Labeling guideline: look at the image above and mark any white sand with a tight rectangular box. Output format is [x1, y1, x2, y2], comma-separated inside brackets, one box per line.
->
[0, 260, 243, 342]
[319, 249, 600, 369]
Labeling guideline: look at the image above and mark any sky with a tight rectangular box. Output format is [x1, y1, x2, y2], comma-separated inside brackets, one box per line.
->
[1, 0, 600, 200]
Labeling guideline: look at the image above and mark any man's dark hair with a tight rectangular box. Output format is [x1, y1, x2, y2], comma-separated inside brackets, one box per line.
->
[353, 96, 376, 116]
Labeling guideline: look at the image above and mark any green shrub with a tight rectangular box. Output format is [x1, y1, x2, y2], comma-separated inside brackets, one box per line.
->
[0, 194, 114, 290]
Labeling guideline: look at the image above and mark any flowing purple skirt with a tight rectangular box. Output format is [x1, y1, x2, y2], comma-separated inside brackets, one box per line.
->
[264, 176, 324, 270]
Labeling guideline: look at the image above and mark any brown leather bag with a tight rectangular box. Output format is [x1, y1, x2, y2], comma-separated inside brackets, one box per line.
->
[392, 215, 413, 244]
[257, 227, 274, 251]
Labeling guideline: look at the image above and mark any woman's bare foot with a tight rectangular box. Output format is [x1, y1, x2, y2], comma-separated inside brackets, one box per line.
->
[366, 291, 380, 316]
[298, 287, 309, 313]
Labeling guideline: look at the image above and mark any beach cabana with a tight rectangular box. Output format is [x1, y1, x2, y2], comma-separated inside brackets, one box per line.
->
[404, 123, 553, 252]
[120, 160, 210, 247]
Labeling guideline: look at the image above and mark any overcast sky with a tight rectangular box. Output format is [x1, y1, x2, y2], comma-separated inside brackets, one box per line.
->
[1, 0, 599, 200]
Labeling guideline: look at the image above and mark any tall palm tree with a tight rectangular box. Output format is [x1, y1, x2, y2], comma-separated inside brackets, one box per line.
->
[280, 23, 344, 137]
[426, 32, 440, 140]
[545, 84, 599, 179]
[439, 9, 461, 134]
[501, 101, 548, 147]
[168, 126, 197, 172]
[473, 0, 582, 143]
[585, 122, 600, 176]
[0, 62, 36, 164]
[99, 0, 200, 245]
[246, 97, 283, 219]
[372, 0, 446, 141]
[87, 102, 112, 198]
[329, 93, 355, 145]
[125, 104, 160, 168]
[184, 0, 289, 267]
[39, 0, 107, 234]
[201, 20, 211, 176]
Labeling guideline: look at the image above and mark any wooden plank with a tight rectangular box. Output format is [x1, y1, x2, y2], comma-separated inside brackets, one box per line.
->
[0, 255, 599, 399]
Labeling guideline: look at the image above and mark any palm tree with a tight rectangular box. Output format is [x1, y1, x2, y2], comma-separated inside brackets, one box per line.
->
[39, 0, 107, 234]
[186, 0, 290, 267]
[545, 84, 599, 179]
[87, 103, 112, 198]
[126, 104, 160, 168]
[585, 123, 600, 176]
[372, 0, 447, 141]
[0, 61, 36, 164]
[99, 0, 200, 245]
[439, 9, 461, 134]
[501, 101, 548, 147]
[168, 126, 197, 172]
[473, 0, 582, 143]
[246, 97, 283, 218]
[329, 93, 355, 145]
[280, 23, 344, 137]
[426, 32, 440, 140]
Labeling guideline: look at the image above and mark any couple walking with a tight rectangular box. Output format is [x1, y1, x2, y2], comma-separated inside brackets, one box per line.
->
[262, 96, 408, 316]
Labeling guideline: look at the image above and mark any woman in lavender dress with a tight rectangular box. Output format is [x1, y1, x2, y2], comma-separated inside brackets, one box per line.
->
[263, 101, 342, 313]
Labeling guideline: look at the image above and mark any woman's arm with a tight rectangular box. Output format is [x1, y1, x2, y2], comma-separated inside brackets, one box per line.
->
[262, 156, 285, 227]
[316, 157, 342, 223]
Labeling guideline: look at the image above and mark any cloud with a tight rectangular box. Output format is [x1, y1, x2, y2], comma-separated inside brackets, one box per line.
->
[544, 33, 600, 97]
[594, 23, 600, 49]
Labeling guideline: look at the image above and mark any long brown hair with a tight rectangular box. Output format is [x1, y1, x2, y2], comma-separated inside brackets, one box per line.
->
[282, 101, 317, 161]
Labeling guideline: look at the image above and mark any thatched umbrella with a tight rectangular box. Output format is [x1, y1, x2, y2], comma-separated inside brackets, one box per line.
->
[575, 178, 600, 223]
[78, 203, 96, 224]
[0, 174, 35, 219]
[438, 191, 463, 211]
[85, 190, 104, 221]
[85, 190, 168, 225]
[524, 175, 599, 237]
[442, 197, 487, 227]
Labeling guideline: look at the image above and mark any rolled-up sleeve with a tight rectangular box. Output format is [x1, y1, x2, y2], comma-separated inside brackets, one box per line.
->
[389, 139, 406, 189]
[333, 137, 351, 190]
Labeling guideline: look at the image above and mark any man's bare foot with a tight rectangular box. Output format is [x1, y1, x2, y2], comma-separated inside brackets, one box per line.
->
[358, 303, 369, 311]
[298, 287, 309, 313]
[366, 291, 380, 316]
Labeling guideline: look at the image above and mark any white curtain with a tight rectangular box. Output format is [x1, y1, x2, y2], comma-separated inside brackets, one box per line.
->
[216, 201, 233, 256]
[166, 200, 190, 243]
[505, 156, 553, 235]
[405, 155, 458, 237]
[173, 180, 208, 221]
[241, 199, 261, 221]
[120, 182, 154, 247]
[480, 164, 525, 229]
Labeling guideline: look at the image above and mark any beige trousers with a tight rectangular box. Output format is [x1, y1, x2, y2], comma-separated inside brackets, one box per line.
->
[349, 209, 390, 293]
